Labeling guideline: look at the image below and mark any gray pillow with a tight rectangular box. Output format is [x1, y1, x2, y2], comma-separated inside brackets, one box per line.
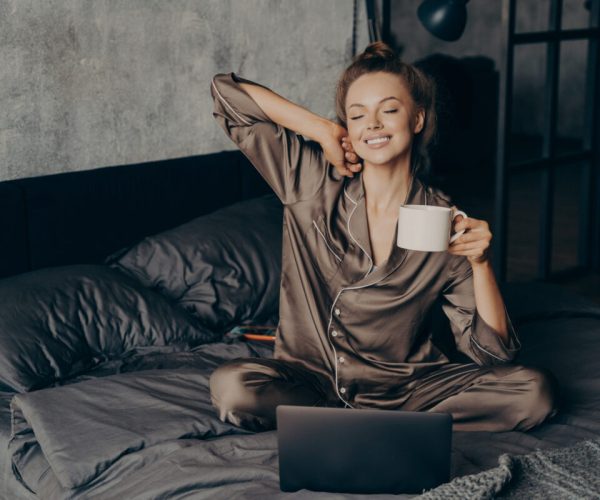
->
[0, 265, 217, 393]
[108, 195, 283, 332]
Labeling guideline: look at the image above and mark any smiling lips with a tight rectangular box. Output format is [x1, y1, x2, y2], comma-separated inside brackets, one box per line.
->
[364, 135, 391, 148]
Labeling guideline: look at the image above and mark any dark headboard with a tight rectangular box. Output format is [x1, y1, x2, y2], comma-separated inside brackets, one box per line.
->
[0, 151, 272, 279]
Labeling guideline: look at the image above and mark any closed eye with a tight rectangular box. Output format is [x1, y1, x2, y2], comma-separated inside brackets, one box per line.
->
[351, 109, 397, 120]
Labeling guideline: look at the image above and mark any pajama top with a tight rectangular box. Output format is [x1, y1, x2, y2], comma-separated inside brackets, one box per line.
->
[211, 72, 520, 409]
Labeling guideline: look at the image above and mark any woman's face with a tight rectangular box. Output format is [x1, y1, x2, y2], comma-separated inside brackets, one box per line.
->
[345, 71, 424, 168]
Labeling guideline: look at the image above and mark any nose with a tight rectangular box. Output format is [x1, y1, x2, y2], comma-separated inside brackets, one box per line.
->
[366, 115, 383, 130]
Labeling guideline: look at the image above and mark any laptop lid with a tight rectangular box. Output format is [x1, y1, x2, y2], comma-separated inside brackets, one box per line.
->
[277, 405, 452, 495]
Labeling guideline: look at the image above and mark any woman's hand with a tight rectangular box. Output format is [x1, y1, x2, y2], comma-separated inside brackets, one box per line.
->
[448, 211, 492, 265]
[320, 122, 362, 178]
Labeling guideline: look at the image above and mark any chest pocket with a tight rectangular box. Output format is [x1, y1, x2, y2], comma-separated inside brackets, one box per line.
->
[304, 215, 345, 283]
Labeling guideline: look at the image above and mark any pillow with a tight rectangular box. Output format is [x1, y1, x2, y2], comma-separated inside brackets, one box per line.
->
[108, 195, 283, 332]
[0, 265, 217, 393]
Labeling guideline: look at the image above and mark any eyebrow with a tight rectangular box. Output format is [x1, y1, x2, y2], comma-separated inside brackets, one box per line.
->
[348, 96, 400, 109]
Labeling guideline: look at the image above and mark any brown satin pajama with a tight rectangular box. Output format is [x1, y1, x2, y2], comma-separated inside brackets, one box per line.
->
[210, 358, 557, 432]
[209, 72, 558, 433]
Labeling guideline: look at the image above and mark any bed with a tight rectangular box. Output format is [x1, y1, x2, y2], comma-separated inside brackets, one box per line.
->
[1, 153, 599, 499]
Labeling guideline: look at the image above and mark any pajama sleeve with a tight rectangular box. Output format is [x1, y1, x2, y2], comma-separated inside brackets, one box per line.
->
[211, 73, 328, 205]
[441, 256, 521, 366]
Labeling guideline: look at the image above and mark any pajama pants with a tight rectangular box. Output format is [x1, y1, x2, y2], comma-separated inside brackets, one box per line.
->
[209, 358, 558, 432]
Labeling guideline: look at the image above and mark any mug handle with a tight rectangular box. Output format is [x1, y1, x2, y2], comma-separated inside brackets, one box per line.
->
[449, 209, 468, 244]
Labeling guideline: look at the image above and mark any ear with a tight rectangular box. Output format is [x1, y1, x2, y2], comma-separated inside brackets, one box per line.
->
[413, 109, 425, 134]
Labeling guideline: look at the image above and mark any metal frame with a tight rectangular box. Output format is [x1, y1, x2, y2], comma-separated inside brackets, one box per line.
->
[365, 0, 391, 44]
[493, 0, 600, 282]
[366, 0, 381, 43]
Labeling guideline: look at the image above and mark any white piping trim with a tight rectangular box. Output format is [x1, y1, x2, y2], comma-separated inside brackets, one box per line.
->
[313, 220, 342, 263]
[327, 289, 353, 408]
[343, 185, 357, 204]
[346, 193, 374, 279]
[328, 273, 399, 407]
[211, 78, 253, 126]
[328, 182, 419, 406]
[470, 335, 511, 363]
[470, 303, 521, 362]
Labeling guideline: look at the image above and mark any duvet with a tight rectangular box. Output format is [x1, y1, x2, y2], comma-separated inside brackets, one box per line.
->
[9, 340, 279, 499]
[3, 266, 600, 499]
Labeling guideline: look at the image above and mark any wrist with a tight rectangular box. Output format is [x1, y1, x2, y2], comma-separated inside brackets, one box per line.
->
[297, 116, 331, 144]
[315, 119, 342, 143]
[470, 257, 493, 273]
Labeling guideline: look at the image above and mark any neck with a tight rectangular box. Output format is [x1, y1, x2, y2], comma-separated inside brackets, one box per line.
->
[362, 156, 413, 215]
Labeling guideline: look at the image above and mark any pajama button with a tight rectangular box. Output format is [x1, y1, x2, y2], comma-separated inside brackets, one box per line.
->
[339, 356, 345, 363]
[331, 330, 338, 337]
[340, 387, 346, 394]
[334, 308, 341, 316]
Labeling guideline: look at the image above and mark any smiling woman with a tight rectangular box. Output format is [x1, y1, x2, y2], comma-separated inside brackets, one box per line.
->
[335, 42, 436, 179]
[208, 41, 557, 434]
[347, 74, 422, 167]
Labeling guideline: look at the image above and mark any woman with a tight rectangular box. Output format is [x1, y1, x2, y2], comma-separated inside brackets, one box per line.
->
[209, 42, 556, 432]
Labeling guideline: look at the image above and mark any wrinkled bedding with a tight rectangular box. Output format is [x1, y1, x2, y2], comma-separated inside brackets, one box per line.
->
[2, 282, 600, 499]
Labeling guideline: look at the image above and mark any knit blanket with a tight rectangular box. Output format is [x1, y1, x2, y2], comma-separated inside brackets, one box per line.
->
[419, 439, 600, 499]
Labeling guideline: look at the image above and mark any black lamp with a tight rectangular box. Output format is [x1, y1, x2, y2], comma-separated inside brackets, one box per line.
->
[417, 0, 469, 42]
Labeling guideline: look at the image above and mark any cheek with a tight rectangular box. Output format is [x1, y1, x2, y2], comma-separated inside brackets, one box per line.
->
[346, 126, 362, 148]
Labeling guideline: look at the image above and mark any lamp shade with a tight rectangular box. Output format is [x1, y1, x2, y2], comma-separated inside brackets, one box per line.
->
[417, 0, 468, 42]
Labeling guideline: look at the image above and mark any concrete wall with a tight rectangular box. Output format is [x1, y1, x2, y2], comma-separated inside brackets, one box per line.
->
[0, 0, 360, 181]
[3, 1, 589, 182]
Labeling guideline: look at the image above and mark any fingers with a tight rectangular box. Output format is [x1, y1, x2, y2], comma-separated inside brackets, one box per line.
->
[448, 247, 490, 263]
[449, 233, 491, 261]
[341, 137, 357, 155]
[341, 137, 362, 174]
[345, 157, 362, 173]
[447, 211, 492, 262]
[448, 241, 487, 253]
[449, 216, 492, 258]
[453, 216, 488, 233]
[345, 151, 360, 164]
[447, 241, 490, 262]
[451, 230, 492, 245]
[335, 162, 357, 178]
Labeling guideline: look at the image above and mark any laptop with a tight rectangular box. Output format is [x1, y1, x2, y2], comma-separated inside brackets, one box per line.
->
[277, 405, 452, 495]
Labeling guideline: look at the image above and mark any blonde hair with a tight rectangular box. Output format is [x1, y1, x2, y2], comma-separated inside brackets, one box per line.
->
[335, 41, 437, 175]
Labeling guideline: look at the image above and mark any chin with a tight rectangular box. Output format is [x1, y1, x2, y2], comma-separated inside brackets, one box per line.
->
[358, 150, 400, 166]
[355, 138, 411, 167]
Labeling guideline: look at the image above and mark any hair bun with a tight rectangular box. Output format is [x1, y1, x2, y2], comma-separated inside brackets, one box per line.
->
[361, 41, 396, 61]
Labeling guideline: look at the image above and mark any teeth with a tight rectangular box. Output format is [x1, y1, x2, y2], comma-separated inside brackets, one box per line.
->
[366, 136, 390, 145]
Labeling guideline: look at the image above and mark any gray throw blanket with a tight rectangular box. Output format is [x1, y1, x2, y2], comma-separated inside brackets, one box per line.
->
[420, 439, 600, 499]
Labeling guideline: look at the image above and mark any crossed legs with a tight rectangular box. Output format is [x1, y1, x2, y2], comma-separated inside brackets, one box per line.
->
[209, 358, 557, 433]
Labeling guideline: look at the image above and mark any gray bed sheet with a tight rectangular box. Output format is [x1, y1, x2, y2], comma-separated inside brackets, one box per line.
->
[2, 283, 600, 500]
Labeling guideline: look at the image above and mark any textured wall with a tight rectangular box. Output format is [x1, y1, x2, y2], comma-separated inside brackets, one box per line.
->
[0, 0, 359, 181]
[5, 1, 586, 182]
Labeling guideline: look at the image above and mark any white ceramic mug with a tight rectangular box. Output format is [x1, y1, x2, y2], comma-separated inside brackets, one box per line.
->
[397, 205, 468, 252]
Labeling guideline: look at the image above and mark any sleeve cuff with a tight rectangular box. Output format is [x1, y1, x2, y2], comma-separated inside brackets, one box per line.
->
[470, 309, 521, 363]
[211, 72, 272, 126]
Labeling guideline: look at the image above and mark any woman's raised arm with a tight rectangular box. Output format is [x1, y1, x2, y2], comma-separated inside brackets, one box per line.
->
[237, 81, 361, 178]
[211, 73, 360, 204]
